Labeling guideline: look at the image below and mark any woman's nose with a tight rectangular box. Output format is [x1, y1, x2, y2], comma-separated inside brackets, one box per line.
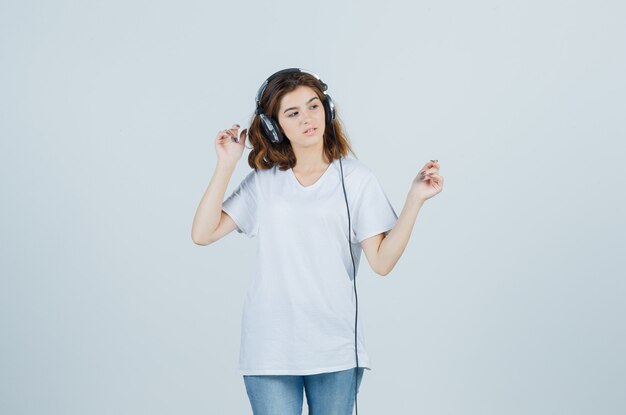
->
[302, 110, 313, 124]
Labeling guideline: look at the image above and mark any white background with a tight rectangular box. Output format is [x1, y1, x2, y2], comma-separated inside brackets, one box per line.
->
[1, 0, 625, 413]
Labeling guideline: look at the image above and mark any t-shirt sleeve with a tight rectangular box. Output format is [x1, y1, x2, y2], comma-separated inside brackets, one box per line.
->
[222, 170, 259, 238]
[351, 172, 398, 244]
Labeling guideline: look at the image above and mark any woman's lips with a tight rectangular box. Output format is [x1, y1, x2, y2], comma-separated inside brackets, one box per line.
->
[304, 128, 316, 135]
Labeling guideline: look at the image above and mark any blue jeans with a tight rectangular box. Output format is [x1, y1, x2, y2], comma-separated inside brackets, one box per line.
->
[243, 367, 365, 415]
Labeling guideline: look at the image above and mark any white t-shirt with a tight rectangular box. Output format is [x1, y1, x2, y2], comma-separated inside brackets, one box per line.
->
[222, 156, 398, 376]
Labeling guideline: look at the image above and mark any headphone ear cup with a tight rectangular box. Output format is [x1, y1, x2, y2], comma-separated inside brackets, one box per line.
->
[259, 113, 284, 144]
[324, 94, 335, 125]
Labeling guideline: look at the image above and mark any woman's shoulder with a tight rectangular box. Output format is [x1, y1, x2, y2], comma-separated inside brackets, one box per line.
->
[242, 164, 284, 186]
[250, 164, 282, 179]
[336, 157, 376, 179]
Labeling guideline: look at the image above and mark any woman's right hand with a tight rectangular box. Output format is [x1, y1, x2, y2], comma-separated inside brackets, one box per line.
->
[215, 124, 248, 165]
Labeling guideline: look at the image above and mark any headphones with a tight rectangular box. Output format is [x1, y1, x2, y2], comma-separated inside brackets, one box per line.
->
[254, 68, 336, 144]
[254, 68, 362, 414]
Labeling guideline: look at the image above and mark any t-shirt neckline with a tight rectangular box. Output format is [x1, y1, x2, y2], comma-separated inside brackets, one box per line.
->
[289, 159, 336, 191]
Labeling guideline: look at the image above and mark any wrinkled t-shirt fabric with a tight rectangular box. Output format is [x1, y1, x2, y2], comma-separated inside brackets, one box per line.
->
[222, 157, 398, 376]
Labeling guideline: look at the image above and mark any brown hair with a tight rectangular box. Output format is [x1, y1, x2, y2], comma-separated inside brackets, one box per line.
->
[246, 71, 357, 171]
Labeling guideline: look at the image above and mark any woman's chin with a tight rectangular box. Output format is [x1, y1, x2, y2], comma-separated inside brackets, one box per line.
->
[291, 135, 323, 148]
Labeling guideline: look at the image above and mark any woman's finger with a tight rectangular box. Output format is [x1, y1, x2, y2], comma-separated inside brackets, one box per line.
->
[419, 167, 439, 176]
[428, 174, 444, 186]
[217, 129, 235, 142]
[421, 172, 443, 181]
[420, 160, 439, 172]
[226, 124, 240, 136]
[238, 128, 248, 143]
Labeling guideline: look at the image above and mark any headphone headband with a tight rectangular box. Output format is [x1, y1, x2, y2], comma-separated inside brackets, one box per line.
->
[255, 68, 328, 115]
[254, 67, 335, 144]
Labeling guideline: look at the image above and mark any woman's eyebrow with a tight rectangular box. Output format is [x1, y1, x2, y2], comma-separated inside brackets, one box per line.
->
[283, 97, 319, 114]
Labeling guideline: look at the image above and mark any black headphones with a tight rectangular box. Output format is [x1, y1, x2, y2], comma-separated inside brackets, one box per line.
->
[254, 68, 336, 144]
[253, 68, 362, 414]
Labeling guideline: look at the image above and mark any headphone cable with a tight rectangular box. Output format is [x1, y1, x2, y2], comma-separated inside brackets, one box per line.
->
[333, 122, 360, 415]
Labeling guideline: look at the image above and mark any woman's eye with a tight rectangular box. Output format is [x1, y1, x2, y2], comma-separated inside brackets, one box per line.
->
[287, 105, 317, 118]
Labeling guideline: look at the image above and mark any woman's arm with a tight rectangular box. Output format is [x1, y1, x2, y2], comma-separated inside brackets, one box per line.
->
[361, 194, 424, 276]
[192, 124, 247, 245]
[361, 160, 443, 275]
[191, 161, 237, 245]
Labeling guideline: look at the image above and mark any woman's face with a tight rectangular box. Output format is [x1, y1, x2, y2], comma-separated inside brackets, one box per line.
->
[277, 85, 326, 149]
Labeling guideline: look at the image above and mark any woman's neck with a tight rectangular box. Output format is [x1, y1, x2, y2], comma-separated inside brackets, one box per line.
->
[292, 148, 330, 174]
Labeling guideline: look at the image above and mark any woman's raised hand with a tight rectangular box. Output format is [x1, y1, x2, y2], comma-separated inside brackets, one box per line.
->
[215, 124, 248, 165]
[411, 160, 444, 202]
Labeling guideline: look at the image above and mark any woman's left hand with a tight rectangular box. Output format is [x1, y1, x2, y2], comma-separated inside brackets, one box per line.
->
[411, 160, 444, 202]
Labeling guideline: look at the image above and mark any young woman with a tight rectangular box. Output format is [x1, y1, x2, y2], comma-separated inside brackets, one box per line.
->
[191, 68, 443, 414]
